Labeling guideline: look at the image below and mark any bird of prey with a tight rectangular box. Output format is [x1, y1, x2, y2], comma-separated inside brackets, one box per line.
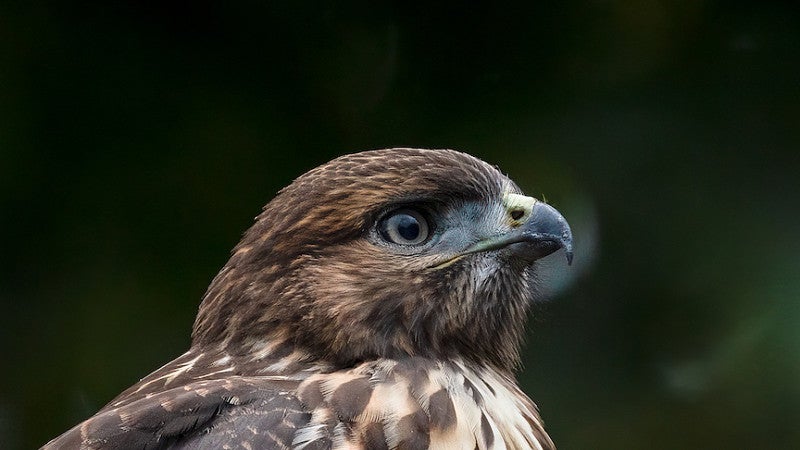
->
[44, 148, 573, 450]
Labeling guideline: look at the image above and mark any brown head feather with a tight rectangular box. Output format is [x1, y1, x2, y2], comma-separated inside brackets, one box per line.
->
[192, 148, 536, 372]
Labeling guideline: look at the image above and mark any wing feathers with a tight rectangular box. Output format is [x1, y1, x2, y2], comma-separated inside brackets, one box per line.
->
[43, 377, 305, 450]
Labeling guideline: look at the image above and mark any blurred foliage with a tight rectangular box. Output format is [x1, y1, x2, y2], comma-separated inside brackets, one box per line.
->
[2, 1, 799, 449]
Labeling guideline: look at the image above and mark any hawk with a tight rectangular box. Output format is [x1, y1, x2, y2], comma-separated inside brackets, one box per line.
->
[44, 148, 573, 450]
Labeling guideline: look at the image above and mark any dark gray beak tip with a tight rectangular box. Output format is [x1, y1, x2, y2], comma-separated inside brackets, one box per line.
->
[527, 201, 574, 265]
[562, 225, 574, 265]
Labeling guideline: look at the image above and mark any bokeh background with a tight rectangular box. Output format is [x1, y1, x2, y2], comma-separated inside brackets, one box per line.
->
[3, 2, 799, 449]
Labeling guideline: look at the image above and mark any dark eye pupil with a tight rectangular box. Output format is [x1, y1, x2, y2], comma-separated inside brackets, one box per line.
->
[379, 208, 430, 245]
[396, 215, 420, 240]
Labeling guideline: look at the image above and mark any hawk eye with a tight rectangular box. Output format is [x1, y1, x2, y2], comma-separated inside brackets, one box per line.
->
[379, 208, 430, 245]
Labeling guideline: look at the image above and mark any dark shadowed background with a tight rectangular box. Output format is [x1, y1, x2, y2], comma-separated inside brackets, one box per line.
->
[2, 2, 799, 449]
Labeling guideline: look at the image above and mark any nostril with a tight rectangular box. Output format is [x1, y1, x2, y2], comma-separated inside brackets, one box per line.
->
[510, 209, 525, 221]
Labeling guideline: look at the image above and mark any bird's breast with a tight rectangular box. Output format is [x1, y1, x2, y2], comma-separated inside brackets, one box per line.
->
[294, 358, 553, 450]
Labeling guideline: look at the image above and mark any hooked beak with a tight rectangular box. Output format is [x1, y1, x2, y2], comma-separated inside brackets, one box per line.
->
[505, 199, 574, 264]
[460, 194, 574, 265]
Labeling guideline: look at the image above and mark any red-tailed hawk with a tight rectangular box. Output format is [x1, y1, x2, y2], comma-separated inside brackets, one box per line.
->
[44, 148, 572, 450]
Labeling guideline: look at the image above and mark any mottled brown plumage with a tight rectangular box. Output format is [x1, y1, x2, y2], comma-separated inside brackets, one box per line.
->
[44, 148, 572, 450]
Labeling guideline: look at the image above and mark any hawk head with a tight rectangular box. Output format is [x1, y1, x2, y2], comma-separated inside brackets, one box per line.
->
[192, 148, 572, 373]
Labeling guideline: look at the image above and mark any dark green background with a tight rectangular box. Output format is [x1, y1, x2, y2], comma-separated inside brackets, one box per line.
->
[3, 2, 799, 449]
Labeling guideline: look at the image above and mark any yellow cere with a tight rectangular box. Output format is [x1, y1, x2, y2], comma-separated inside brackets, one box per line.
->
[502, 192, 536, 227]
